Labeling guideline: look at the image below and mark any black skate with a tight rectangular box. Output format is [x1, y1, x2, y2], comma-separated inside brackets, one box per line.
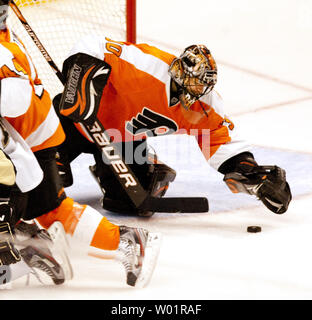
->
[117, 226, 162, 288]
[20, 245, 65, 285]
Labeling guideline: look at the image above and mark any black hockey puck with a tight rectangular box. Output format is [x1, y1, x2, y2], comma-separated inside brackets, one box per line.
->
[247, 226, 262, 233]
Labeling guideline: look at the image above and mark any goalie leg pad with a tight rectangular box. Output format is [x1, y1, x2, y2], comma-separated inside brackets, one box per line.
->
[91, 143, 176, 217]
[101, 161, 176, 217]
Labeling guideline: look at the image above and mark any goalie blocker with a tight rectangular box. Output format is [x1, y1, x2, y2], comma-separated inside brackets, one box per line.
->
[57, 53, 209, 216]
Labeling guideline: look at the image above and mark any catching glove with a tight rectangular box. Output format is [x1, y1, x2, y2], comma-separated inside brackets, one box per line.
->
[220, 153, 292, 214]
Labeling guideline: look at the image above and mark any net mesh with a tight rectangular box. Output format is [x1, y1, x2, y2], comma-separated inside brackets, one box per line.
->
[7, 0, 128, 97]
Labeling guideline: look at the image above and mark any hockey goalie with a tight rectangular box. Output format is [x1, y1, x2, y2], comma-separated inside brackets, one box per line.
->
[53, 35, 291, 217]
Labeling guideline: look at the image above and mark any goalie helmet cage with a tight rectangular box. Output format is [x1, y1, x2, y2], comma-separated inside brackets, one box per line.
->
[7, 0, 136, 98]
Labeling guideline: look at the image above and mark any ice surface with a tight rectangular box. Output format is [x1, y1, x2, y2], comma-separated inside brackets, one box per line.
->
[1, 0, 312, 300]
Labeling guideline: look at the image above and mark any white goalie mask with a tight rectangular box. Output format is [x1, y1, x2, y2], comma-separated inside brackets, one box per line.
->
[0, 0, 11, 30]
[169, 44, 217, 110]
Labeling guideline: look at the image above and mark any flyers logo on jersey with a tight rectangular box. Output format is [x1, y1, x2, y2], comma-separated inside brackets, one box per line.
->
[126, 107, 178, 138]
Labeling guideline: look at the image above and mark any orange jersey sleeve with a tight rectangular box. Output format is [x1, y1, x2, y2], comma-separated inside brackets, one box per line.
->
[0, 29, 65, 152]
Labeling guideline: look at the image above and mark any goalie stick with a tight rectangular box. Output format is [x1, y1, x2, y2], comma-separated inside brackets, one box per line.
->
[9, 1, 65, 84]
[10, 1, 208, 214]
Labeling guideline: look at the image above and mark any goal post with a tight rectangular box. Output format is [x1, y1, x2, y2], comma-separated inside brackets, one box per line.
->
[7, 0, 136, 97]
[126, 0, 136, 43]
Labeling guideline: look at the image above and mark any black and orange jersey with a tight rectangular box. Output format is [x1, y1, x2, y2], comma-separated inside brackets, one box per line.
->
[67, 35, 250, 170]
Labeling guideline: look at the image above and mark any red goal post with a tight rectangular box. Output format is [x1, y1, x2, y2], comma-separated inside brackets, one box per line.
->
[126, 0, 136, 43]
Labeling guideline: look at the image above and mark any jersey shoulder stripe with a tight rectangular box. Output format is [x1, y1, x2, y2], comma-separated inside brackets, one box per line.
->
[132, 43, 176, 65]
[105, 41, 173, 85]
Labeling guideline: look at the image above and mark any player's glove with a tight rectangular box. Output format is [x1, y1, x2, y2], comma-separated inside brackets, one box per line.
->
[0, 200, 21, 265]
[220, 152, 292, 214]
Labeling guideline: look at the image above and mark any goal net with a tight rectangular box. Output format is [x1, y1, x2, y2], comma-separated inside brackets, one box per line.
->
[7, 0, 136, 97]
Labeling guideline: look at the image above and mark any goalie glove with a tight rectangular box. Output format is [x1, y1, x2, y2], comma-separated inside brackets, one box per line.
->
[0, 201, 21, 265]
[221, 153, 292, 214]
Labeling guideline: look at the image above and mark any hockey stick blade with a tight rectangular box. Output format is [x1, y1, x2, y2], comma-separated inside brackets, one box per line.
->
[139, 197, 209, 213]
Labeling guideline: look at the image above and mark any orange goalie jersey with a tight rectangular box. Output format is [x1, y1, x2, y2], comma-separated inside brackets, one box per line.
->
[67, 35, 249, 170]
[0, 29, 65, 153]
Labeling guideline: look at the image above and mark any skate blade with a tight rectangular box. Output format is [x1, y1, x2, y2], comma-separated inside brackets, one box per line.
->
[0, 283, 12, 290]
[135, 232, 162, 288]
[48, 222, 74, 280]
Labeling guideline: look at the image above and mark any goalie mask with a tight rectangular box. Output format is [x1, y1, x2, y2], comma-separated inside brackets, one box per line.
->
[169, 45, 217, 110]
[0, 0, 11, 30]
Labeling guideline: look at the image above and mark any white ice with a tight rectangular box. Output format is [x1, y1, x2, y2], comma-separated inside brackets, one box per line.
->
[1, 0, 312, 300]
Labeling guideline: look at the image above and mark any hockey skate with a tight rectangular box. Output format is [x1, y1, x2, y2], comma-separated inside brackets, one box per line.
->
[19, 245, 65, 285]
[117, 226, 162, 288]
[16, 221, 73, 285]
